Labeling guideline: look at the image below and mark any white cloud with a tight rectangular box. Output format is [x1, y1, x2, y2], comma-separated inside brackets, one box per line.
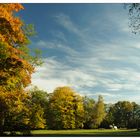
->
[54, 13, 83, 37]
[126, 95, 140, 103]
[94, 92, 116, 97]
[30, 78, 68, 93]
[54, 13, 94, 47]
[31, 57, 97, 93]
[51, 31, 67, 42]
[30, 53, 140, 102]
[36, 40, 79, 57]
[32, 36, 140, 96]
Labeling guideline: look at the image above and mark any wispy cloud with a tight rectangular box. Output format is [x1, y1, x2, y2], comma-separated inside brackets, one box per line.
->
[31, 57, 97, 93]
[36, 40, 79, 57]
[51, 30, 67, 42]
[93, 92, 119, 97]
[54, 13, 97, 48]
[54, 13, 83, 37]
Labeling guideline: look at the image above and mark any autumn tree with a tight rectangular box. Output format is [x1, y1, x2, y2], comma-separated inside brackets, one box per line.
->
[4, 87, 49, 134]
[47, 87, 84, 130]
[73, 94, 85, 129]
[26, 98, 46, 130]
[0, 4, 41, 134]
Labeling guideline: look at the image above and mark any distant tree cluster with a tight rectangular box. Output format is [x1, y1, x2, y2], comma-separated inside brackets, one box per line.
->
[101, 101, 140, 129]
[28, 87, 140, 131]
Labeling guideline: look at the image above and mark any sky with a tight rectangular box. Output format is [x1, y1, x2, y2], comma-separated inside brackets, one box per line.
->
[19, 3, 140, 103]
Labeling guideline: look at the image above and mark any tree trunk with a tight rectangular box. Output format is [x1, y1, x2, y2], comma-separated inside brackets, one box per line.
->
[0, 112, 5, 135]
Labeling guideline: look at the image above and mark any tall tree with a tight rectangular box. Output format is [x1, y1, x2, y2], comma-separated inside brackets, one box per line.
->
[83, 96, 95, 129]
[101, 104, 115, 128]
[73, 94, 85, 129]
[28, 86, 49, 129]
[91, 96, 106, 128]
[0, 4, 41, 134]
[128, 102, 140, 129]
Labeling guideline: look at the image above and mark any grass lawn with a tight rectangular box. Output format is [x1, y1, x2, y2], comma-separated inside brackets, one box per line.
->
[3, 129, 140, 137]
[29, 129, 140, 137]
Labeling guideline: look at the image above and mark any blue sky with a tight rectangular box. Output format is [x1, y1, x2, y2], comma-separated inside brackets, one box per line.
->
[20, 3, 140, 103]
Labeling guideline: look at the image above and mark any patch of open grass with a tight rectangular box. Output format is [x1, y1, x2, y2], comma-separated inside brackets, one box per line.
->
[30, 129, 140, 137]
[2, 129, 140, 137]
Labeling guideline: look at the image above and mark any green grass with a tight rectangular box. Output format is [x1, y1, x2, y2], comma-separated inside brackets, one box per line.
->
[3, 129, 140, 137]
[29, 129, 140, 137]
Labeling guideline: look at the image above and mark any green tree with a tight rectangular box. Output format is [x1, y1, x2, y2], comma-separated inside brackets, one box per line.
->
[29, 86, 49, 110]
[129, 102, 140, 129]
[91, 96, 106, 128]
[83, 96, 95, 129]
[29, 86, 49, 129]
[105, 101, 134, 128]
[101, 104, 115, 128]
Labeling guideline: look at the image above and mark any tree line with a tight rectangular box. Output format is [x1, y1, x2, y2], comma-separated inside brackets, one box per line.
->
[30, 87, 140, 130]
[2, 86, 140, 133]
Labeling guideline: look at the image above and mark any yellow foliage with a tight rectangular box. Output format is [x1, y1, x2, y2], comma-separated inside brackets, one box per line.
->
[48, 87, 85, 129]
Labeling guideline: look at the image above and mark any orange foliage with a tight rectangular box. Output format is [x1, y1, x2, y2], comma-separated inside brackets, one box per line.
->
[0, 4, 25, 45]
[0, 4, 42, 131]
[0, 4, 34, 92]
